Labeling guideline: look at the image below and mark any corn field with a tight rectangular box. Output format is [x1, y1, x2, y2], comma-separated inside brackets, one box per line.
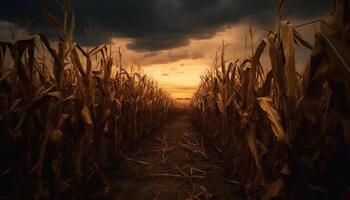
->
[0, 1, 175, 199]
[1, 0, 350, 199]
[191, 0, 350, 199]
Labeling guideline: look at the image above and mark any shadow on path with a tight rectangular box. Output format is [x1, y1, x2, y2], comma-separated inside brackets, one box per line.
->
[89, 115, 244, 200]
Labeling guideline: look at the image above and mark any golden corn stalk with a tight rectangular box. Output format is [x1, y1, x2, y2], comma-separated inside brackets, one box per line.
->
[0, 0, 175, 199]
[191, 0, 350, 198]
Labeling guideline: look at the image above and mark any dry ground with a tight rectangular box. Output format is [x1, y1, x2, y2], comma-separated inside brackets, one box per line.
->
[87, 115, 245, 200]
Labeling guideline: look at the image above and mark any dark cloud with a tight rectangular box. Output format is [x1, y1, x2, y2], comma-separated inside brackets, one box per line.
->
[143, 52, 160, 58]
[0, 0, 330, 51]
[141, 50, 203, 65]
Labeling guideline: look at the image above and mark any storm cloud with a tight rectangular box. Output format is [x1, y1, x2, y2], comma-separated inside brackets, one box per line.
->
[0, 0, 330, 51]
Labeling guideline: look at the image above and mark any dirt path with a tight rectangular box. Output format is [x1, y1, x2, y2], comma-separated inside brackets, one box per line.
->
[89, 115, 244, 200]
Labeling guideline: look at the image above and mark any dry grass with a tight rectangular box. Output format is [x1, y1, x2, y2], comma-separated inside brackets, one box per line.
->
[191, 0, 350, 198]
[0, 0, 175, 199]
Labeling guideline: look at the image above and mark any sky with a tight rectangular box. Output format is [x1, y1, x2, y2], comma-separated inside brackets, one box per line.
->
[0, 0, 331, 98]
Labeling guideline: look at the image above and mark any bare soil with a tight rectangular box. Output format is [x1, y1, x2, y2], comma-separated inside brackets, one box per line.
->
[88, 115, 244, 200]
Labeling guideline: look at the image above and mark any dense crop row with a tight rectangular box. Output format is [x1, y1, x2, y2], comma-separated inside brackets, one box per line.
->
[191, 0, 350, 199]
[0, 1, 175, 199]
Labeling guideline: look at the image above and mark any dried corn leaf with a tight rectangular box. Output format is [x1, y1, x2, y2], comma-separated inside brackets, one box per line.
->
[280, 21, 298, 111]
[264, 37, 286, 95]
[37, 0, 65, 38]
[257, 97, 288, 143]
[247, 123, 264, 176]
[47, 91, 61, 99]
[81, 106, 93, 126]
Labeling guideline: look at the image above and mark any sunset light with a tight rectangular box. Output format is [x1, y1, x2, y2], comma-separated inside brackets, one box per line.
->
[1, 0, 349, 199]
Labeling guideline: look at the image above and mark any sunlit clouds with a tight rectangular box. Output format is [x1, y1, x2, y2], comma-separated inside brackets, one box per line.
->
[109, 18, 316, 98]
[0, 18, 317, 99]
[0, 0, 328, 99]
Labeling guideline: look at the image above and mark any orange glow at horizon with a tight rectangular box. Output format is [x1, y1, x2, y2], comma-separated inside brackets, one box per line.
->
[142, 61, 206, 99]
[111, 18, 315, 99]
